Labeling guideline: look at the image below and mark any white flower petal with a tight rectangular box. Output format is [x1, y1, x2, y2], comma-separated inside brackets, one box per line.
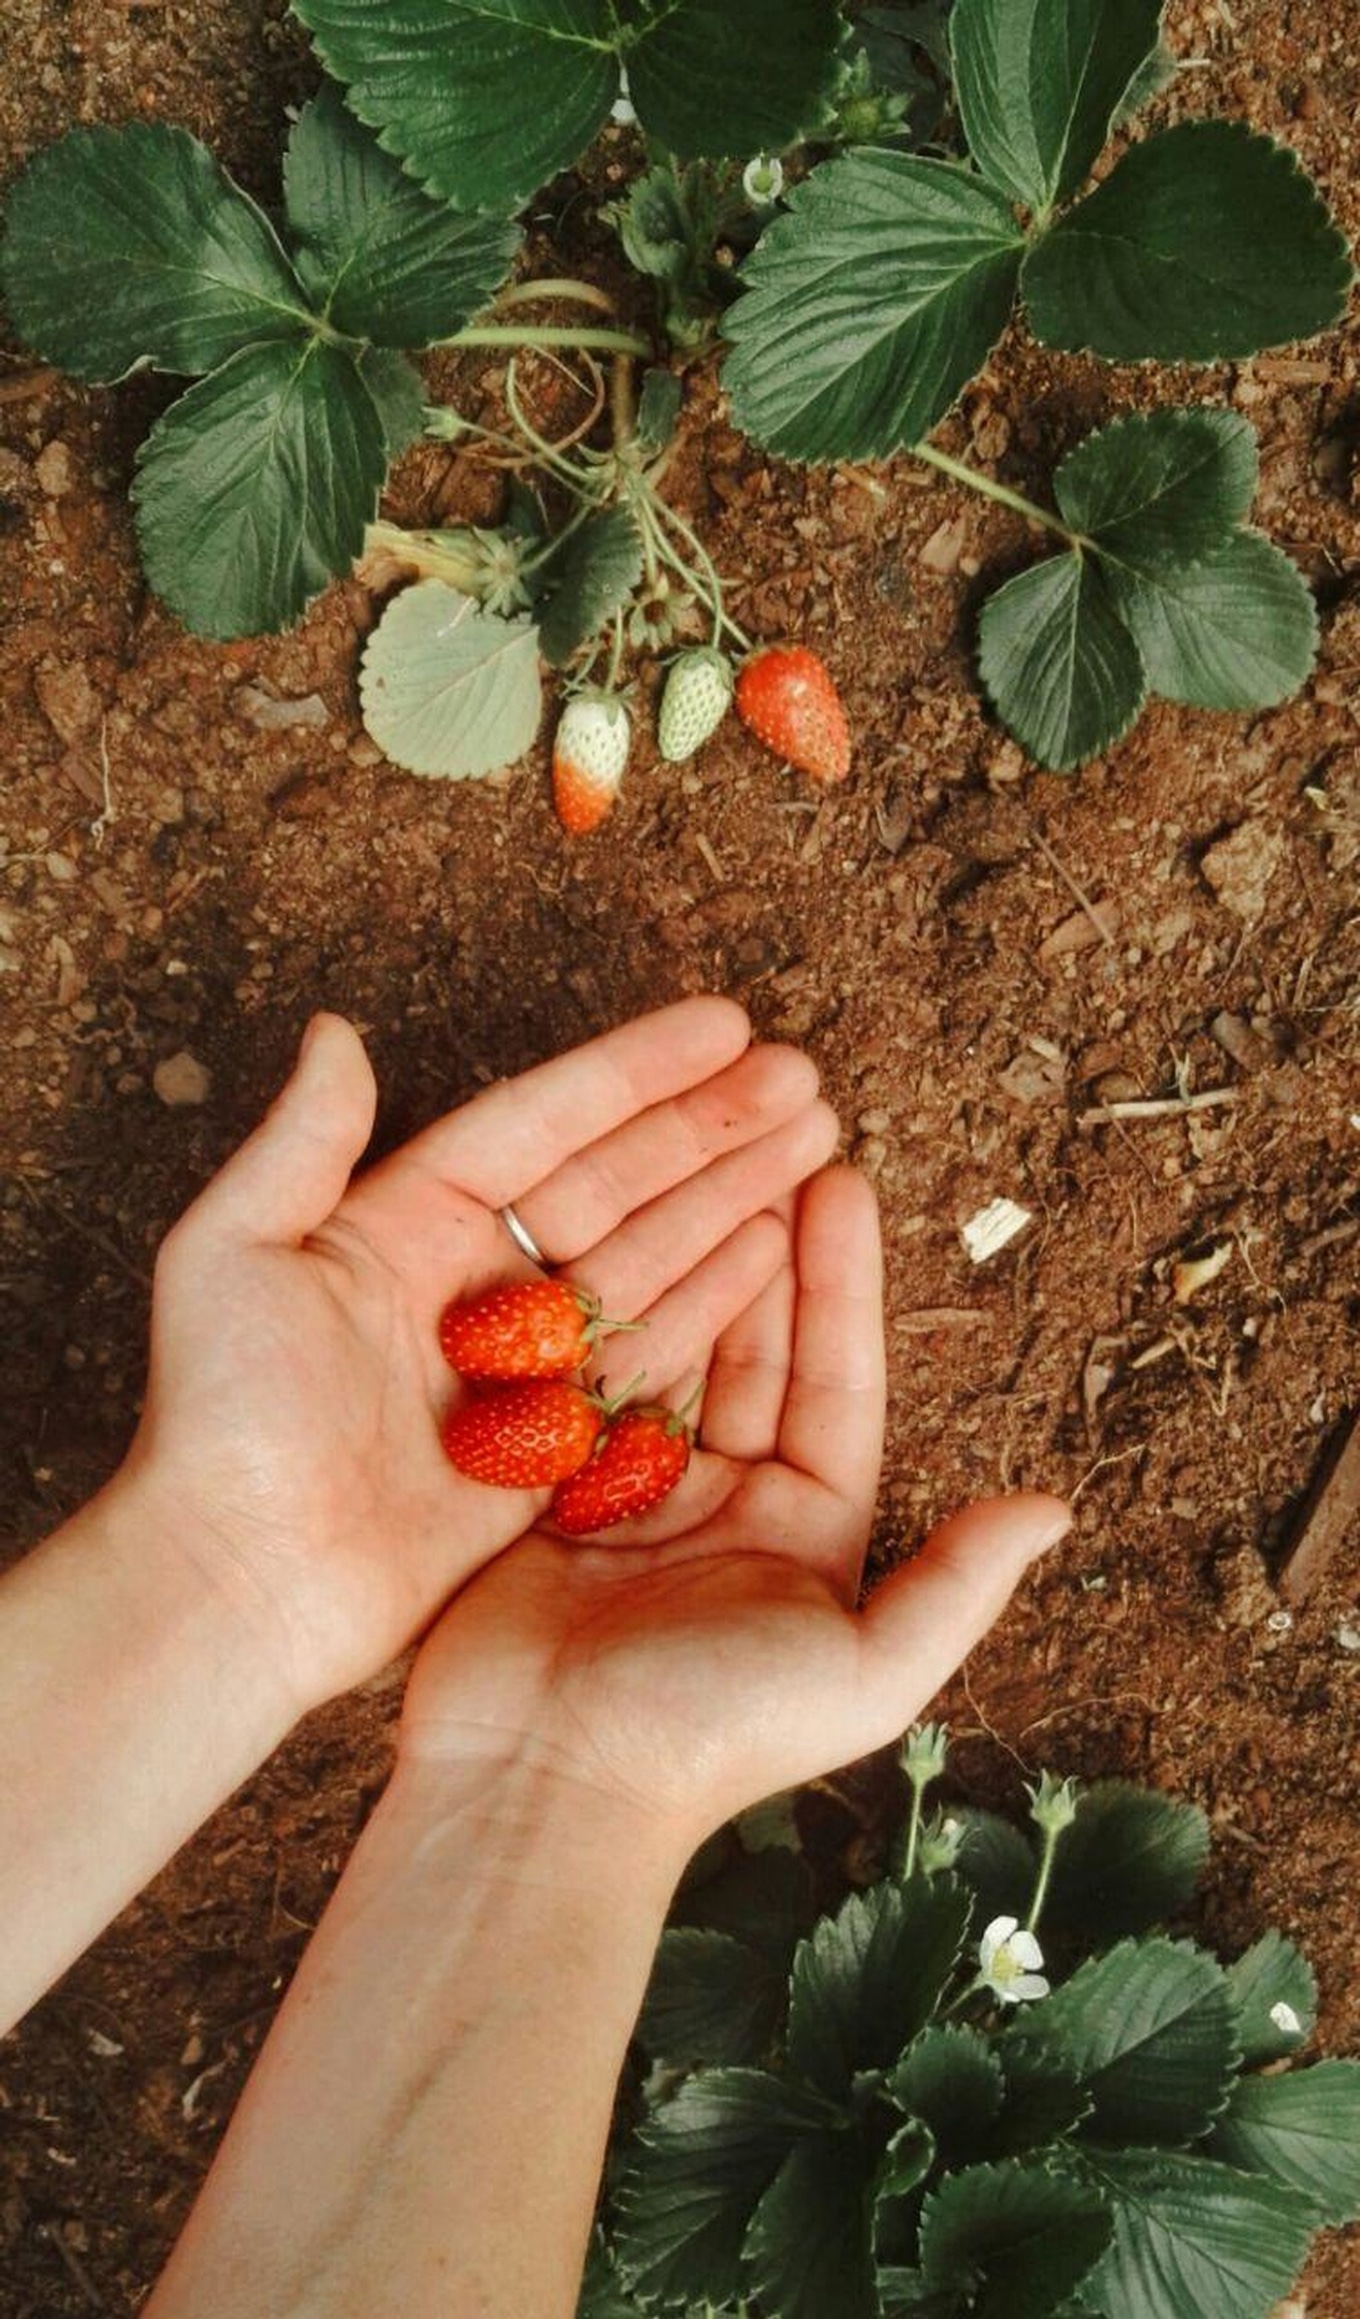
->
[1269, 2001, 1303, 2036]
[979, 1914, 1017, 1973]
[1009, 1929, 1046, 1973]
[1011, 1973, 1050, 2002]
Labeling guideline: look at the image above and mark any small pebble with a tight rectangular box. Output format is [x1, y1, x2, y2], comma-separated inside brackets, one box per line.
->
[153, 1051, 213, 1108]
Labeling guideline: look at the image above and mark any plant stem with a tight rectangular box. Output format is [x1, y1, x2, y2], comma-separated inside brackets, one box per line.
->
[504, 362, 599, 492]
[911, 440, 1086, 549]
[441, 323, 652, 358]
[606, 611, 626, 693]
[610, 355, 637, 453]
[648, 494, 753, 651]
[1027, 1824, 1061, 1933]
[902, 1785, 924, 1882]
[494, 277, 619, 318]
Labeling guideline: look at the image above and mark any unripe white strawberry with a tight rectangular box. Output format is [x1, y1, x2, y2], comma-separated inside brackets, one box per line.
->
[657, 648, 734, 763]
[552, 693, 631, 835]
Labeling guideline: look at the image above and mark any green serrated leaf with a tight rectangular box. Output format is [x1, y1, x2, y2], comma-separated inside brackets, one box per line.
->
[1105, 532, 1318, 712]
[1041, 1779, 1210, 1940]
[1023, 119, 1355, 362]
[357, 346, 427, 456]
[873, 2119, 938, 2267]
[861, 2, 953, 83]
[636, 367, 685, 453]
[950, 0, 1164, 214]
[578, 2230, 645, 2319]
[538, 505, 645, 669]
[744, 2129, 879, 2319]
[1074, 2147, 1316, 2319]
[1207, 2062, 1360, 2226]
[1, 121, 310, 383]
[1056, 412, 1258, 580]
[283, 82, 519, 345]
[360, 581, 542, 778]
[950, 1810, 1038, 1932]
[977, 552, 1147, 773]
[876, 2268, 959, 2319]
[1225, 1931, 1318, 2067]
[638, 1927, 785, 2068]
[983, 2035, 1092, 2159]
[919, 2163, 1112, 2319]
[1005, 1939, 1240, 2146]
[890, 2027, 1005, 2165]
[786, 1875, 971, 2101]
[612, 169, 695, 285]
[724, 150, 1024, 462]
[133, 336, 386, 638]
[626, 0, 844, 161]
[615, 2068, 835, 2313]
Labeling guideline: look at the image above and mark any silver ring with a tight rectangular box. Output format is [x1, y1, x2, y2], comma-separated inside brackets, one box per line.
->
[498, 1201, 552, 1271]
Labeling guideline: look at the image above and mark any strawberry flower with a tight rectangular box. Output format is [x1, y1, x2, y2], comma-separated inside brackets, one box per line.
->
[611, 68, 637, 127]
[742, 154, 785, 209]
[978, 1915, 1050, 2005]
[1270, 2000, 1303, 2038]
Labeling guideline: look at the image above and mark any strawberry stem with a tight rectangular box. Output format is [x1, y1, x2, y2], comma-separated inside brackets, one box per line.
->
[911, 440, 1090, 551]
[442, 322, 654, 358]
[493, 277, 621, 319]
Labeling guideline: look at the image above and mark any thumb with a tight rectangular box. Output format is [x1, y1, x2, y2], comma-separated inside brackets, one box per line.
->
[849, 1493, 1071, 1754]
[190, 1014, 378, 1245]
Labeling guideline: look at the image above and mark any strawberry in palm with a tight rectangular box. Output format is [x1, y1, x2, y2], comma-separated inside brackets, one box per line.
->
[443, 1380, 603, 1489]
[735, 645, 851, 784]
[440, 1280, 625, 1382]
[551, 1404, 693, 1535]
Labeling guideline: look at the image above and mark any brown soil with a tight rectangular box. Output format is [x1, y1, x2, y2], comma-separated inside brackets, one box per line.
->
[2, 2, 1358, 2310]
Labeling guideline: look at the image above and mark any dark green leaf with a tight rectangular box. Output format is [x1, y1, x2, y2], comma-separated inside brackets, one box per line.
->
[614, 2067, 833, 2312]
[873, 2119, 937, 2266]
[357, 347, 426, 456]
[577, 2230, 643, 2319]
[1, 122, 309, 383]
[877, 2269, 959, 2319]
[862, 2, 953, 82]
[1005, 1939, 1240, 2146]
[360, 581, 543, 778]
[636, 367, 684, 452]
[744, 2128, 879, 2319]
[983, 2035, 1092, 2159]
[1023, 120, 1355, 362]
[1106, 532, 1318, 712]
[1040, 1779, 1210, 1940]
[919, 2163, 1112, 2319]
[613, 169, 696, 285]
[950, 1809, 1037, 1932]
[1207, 2063, 1360, 2227]
[890, 2027, 1004, 2165]
[1057, 412, 1258, 580]
[1225, 1931, 1317, 2067]
[637, 1927, 785, 2068]
[786, 1875, 971, 2100]
[977, 552, 1146, 772]
[626, 0, 844, 161]
[1075, 2147, 1315, 2319]
[951, 0, 1164, 214]
[133, 336, 386, 638]
[283, 82, 518, 345]
[675, 1843, 816, 1965]
[724, 150, 1024, 462]
[538, 505, 645, 669]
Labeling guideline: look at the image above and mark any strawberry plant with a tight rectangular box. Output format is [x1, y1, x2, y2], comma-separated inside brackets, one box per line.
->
[580, 1728, 1360, 2319]
[2, 0, 1352, 789]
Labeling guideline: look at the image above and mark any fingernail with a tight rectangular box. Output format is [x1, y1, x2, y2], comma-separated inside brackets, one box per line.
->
[299, 1013, 325, 1064]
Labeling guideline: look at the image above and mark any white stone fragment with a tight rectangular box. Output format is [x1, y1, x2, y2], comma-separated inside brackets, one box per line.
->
[960, 1197, 1033, 1265]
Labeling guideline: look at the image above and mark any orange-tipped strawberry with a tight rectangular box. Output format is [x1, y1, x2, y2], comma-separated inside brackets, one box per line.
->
[551, 1404, 693, 1535]
[442, 1380, 603, 1489]
[440, 1279, 625, 1382]
[553, 693, 631, 834]
[735, 645, 851, 784]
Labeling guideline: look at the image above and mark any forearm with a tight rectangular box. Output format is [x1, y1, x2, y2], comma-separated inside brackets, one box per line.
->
[145, 1753, 681, 2319]
[0, 1472, 294, 2030]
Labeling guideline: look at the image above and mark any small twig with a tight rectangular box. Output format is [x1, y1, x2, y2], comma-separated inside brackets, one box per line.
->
[1078, 1089, 1240, 1128]
[1280, 1409, 1360, 1607]
[37, 2223, 104, 2311]
[1070, 1442, 1148, 1504]
[1022, 815, 1115, 949]
[89, 718, 116, 847]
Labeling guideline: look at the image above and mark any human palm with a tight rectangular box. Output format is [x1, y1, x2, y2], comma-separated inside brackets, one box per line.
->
[127, 1000, 839, 1714]
[400, 1170, 1070, 1848]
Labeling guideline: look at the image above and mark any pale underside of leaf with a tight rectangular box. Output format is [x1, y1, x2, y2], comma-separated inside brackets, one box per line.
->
[283, 83, 519, 345]
[977, 551, 1146, 773]
[133, 337, 388, 639]
[1023, 118, 1356, 362]
[1076, 2147, 1315, 2319]
[1103, 533, 1318, 711]
[724, 151, 1024, 463]
[950, 0, 1165, 214]
[0, 120, 310, 383]
[360, 580, 543, 778]
[1056, 409, 1258, 577]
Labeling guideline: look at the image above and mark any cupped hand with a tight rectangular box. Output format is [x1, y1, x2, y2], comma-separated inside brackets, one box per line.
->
[399, 1167, 1071, 1858]
[124, 998, 839, 1715]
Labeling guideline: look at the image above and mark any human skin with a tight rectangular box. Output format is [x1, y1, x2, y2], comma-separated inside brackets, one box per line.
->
[0, 995, 845, 2030]
[142, 1165, 1070, 2318]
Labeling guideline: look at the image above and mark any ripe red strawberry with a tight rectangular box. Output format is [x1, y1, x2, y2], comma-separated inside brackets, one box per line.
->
[735, 645, 851, 785]
[551, 1405, 693, 1535]
[553, 693, 631, 834]
[442, 1380, 603, 1489]
[439, 1279, 620, 1382]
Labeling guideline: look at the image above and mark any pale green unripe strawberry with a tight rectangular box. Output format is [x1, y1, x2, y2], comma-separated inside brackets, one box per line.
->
[657, 648, 734, 763]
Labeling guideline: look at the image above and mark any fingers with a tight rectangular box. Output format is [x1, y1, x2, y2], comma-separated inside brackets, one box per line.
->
[699, 1244, 797, 1462]
[592, 1212, 789, 1403]
[575, 1102, 840, 1323]
[515, 1044, 819, 1263]
[396, 996, 751, 1208]
[852, 1495, 1072, 1747]
[776, 1168, 886, 1538]
[183, 1015, 377, 1247]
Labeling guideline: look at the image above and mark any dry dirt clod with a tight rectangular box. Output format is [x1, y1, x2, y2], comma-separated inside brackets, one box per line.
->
[35, 658, 101, 745]
[234, 684, 331, 733]
[153, 1051, 213, 1108]
[34, 438, 74, 496]
[1199, 820, 1284, 924]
